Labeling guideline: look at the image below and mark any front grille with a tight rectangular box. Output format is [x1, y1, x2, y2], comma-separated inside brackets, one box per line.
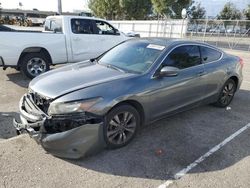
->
[29, 92, 51, 114]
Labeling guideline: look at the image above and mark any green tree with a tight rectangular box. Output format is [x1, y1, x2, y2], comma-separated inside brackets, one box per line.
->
[119, 0, 152, 20]
[189, 2, 206, 19]
[217, 2, 242, 20]
[88, 0, 121, 20]
[244, 5, 250, 20]
[244, 5, 250, 29]
[151, 0, 192, 18]
[0, 2, 2, 20]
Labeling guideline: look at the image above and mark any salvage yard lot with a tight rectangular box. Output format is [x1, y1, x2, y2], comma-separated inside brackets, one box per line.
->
[0, 49, 250, 188]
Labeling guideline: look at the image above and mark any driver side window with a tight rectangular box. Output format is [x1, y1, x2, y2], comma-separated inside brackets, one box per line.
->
[95, 20, 116, 35]
[163, 45, 201, 69]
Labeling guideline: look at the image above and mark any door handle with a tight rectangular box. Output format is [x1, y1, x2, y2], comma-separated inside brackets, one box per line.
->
[73, 37, 81, 41]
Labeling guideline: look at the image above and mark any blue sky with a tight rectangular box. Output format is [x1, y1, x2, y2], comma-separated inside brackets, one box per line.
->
[197, 0, 249, 16]
[0, 0, 249, 16]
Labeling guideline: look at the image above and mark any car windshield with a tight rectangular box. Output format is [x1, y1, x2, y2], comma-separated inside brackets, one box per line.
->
[98, 41, 165, 74]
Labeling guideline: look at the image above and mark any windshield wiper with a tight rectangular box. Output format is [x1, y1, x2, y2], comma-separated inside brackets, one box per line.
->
[105, 64, 127, 73]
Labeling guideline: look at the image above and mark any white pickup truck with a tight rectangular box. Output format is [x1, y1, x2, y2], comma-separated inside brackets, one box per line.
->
[0, 15, 129, 78]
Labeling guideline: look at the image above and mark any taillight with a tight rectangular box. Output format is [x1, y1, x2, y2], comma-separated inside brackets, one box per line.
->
[239, 57, 244, 68]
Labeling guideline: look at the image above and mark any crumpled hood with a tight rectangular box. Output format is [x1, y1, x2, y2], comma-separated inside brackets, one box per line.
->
[29, 61, 134, 99]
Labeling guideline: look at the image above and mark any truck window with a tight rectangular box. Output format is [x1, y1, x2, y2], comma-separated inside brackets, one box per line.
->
[95, 21, 116, 35]
[44, 19, 62, 33]
[71, 19, 94, 34]
[27, 13, 39, 18]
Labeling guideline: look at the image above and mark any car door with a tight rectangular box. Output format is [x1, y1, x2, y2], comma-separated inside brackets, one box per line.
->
[199, 46, 224, 98]
[92, 20, 127, 53]
[70, 18, 101, 62]
[149, 45, 207, 120]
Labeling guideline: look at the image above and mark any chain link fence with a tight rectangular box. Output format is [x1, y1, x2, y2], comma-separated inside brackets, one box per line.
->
[112, 19, 250, 51]
[186, 19, 250, 51]
[110, 19, 187, 38]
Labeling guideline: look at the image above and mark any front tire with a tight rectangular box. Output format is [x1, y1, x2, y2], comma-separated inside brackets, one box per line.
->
[20, 53, 50, 79]
[104, 105, 140, 149]
[214, 79, 236, 108]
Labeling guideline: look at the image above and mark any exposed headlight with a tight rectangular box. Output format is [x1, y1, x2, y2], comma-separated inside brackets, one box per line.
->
[48, 97, 102, 115]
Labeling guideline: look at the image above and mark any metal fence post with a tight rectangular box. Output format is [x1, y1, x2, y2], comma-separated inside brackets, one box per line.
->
[170, 23, 173, 38]
[181, 19, 184, 38]
[232, 20, 239, 49]
[132, 23, 135, 31]
[149, 23, 152, 37]
[163, 19, 167, 37]
[156, 18, 160, 37]
[203, 19, 208, 42]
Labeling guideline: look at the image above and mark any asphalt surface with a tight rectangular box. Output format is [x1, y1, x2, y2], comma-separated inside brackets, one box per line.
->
[0, 49, 250, 188]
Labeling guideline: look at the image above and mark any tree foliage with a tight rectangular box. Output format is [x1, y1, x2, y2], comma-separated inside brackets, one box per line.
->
[151, 0, 192, 18]
[88, 0, 121, 20]
[119, 0, 152, 20]
[244, 4, 250, 20]
[217, 2, 242, 20]
[89, 0, 152, 20]
[89, 0, 193, 19]
[189, 2, 206, 19]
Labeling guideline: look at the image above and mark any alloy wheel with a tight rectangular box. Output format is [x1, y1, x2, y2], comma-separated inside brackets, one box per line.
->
[220, 82, 235, 105]
[107, 111, 137, 145]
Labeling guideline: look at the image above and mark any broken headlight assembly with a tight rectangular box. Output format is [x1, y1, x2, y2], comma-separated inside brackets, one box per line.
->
[48, 97, 103, 115]
[44, 97, 103, 133]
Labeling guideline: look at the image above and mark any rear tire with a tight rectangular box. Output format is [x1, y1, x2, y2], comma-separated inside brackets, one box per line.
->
[104, 104, 140, 149]
[20, 53, 50, 79]
[214, 79, 236, 108]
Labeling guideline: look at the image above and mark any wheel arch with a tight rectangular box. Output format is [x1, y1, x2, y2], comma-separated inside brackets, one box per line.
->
[17, 47, 53, 68]
[107, 100, 145, 126]
[229, 76, 239, 89]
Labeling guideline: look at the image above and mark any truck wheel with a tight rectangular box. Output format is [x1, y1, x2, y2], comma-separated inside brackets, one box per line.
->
[20, 53, 50, 79]
[24, 22, 28, 27]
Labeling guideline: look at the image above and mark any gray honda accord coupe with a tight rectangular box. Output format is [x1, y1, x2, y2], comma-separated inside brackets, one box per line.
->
[14, 38, 243, 159]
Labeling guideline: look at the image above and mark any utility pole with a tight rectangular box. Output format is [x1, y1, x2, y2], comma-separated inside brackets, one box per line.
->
[0, 2, 2, 19]
[58, 0, 62, 15]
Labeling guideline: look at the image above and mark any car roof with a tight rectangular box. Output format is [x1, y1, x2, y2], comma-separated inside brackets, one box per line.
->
[130, 38, 223, 52]
[46, 15, 107, 22]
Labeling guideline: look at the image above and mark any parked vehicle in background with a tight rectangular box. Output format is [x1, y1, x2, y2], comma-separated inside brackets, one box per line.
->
[0, 9, 55, 26]
[13, 38, 243, 159]
[0, 17, 4, 24]
[0, 15, 130, 78]
[26, 13, 47, 26]
[0, 24, 14, 31]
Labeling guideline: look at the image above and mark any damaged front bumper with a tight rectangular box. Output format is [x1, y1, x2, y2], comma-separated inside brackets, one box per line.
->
[13, 94, 106, 159]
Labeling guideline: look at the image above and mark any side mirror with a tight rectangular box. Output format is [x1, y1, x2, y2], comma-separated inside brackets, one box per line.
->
[53, 28, 61, 33]
[159, 66, 179, 77]
[114, 29, 120, 35]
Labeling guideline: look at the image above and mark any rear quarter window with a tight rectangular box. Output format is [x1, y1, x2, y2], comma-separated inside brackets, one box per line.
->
[200, 46, 222, 63]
